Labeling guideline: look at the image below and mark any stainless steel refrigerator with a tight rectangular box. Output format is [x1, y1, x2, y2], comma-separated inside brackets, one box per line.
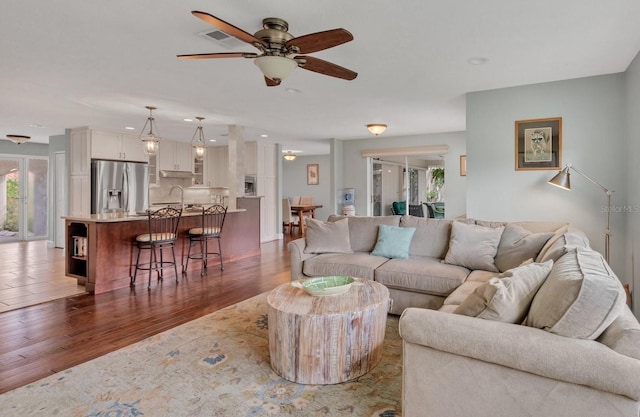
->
[91, 160, 149, 214]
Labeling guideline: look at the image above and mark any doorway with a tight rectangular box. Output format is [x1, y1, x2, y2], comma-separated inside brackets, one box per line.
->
[0, 156, 49, 242]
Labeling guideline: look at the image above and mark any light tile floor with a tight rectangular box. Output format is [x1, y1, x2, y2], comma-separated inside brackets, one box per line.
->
[0, 241, 86, 313]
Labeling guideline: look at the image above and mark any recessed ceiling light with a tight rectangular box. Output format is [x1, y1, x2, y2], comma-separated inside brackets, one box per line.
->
[260, 134, 268, 138]
[285, 88, 301, 94]
[209, 139, 217, 142]
[125, 126, 135, 130]
[467, 57, 488, 65]
[28, 123, 46, 128]
[184, 118, 193, 122]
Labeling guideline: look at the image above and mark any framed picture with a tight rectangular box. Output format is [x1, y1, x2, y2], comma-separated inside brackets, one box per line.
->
[515, 117, 562, 171]
[460, 155, 467, 176]
[307, 164, 319, 185]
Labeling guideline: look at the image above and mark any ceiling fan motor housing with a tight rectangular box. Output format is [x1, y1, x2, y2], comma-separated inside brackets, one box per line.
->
[254, 18, 293, 53]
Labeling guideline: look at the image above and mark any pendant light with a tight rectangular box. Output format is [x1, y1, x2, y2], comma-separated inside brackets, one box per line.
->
[140, 106, 161, 156]
[191, 116, 206, 161]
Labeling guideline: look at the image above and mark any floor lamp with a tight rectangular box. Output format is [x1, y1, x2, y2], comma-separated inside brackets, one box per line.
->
[548, 164, 613, 263]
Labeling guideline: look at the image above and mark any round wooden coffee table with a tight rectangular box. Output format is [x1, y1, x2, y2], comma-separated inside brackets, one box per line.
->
[267, 278, 389, 384]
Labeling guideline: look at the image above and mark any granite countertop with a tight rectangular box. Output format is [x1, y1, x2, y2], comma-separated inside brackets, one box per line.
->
[63, 207, 246, 223]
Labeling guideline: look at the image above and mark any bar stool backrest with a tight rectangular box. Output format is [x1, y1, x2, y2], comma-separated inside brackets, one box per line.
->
[200, 204, 227, 237]
[142, 207, 182, 243]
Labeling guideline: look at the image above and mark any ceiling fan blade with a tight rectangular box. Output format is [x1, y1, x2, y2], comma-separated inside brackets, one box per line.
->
[264, 77, 281, 87]
[286, 28, 353, 54]
[177, 52, 258, 60]
[192, 10, 267, 48]
[295, 56, 357, 80]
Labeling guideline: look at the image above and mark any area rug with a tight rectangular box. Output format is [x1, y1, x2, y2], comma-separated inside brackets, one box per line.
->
[1, 291, 402, 416]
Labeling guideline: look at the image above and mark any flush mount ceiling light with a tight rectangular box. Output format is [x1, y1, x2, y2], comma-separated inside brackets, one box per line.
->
[139, 106, 161, 156]
[254, 55, 298, 82]
[191, 116, 207, 161]
[367, 124, 387, 136]
[6, 134, 30, 144]
[283, 151, 296, 161]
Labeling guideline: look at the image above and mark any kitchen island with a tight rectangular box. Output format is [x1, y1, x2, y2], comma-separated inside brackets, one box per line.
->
[64, 197, 261, 294]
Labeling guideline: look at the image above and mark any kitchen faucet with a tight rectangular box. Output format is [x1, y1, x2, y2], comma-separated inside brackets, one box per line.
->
[169, 185, 184, 209]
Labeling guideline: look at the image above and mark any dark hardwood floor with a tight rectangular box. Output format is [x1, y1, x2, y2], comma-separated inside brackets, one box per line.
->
[0, 236, 294, 394]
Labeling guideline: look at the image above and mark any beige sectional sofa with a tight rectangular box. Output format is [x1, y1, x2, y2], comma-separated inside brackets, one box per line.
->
[288, 214, 640, 417]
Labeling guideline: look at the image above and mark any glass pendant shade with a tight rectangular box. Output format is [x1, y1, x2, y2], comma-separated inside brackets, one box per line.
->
[140, 106, 161, 156]
[191, 117, 207, 161]
[254, 56, 298, 81]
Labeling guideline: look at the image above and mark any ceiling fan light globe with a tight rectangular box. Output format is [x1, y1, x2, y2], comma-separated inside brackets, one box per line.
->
[255, 56, 297, 81]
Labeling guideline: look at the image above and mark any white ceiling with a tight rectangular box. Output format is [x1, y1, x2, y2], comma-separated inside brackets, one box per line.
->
[2, 1, 639, 155]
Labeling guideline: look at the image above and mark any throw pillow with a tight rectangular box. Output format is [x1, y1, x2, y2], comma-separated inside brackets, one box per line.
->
[371, 224, 416, 259]
[526, 247, 626, 340]
[454, 260, 553, 323]
[304, 218, 353, 254]
[443, 221, 504, 272]
[494, 224, 554, 272]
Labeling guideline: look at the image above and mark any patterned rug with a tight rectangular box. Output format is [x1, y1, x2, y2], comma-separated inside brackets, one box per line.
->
[2, 291, 402, 416]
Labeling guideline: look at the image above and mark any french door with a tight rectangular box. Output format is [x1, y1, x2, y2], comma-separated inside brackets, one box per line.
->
[0, 156, 48, 242]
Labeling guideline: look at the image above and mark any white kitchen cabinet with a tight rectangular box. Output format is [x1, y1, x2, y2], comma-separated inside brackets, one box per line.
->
[69, 174, 90, 216]
[206, 146, 229, 186]
[159, 141, 193, 172]
[70, 129, 90, 175]
[91, 130, 147, 162]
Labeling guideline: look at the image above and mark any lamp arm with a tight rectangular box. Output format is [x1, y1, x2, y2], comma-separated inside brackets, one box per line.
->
[567, 164, 612, 196]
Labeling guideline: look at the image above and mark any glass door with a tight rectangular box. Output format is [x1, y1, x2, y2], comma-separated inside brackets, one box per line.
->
[0, 156, 48, 242]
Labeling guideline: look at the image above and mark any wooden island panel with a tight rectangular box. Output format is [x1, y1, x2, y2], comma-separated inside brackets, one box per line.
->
[66, 198, 261, 294]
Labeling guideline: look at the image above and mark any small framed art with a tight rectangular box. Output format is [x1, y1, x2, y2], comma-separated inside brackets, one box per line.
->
[307, 164, 319, 185]
[515, 117, 562, 171]
[460, 155, 467, 176]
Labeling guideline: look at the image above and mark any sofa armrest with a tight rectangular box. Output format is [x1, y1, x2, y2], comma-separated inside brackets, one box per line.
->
[287, 238, 316, 280]
[399, 308, 640, 400]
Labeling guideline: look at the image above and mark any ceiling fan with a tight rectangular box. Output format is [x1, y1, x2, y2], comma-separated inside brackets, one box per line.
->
[177, 10, 358, 87]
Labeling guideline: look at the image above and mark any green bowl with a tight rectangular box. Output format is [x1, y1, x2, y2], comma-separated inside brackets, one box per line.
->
[293, 276, 356, 296]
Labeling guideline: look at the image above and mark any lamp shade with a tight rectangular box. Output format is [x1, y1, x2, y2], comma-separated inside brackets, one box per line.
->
[140, 106, 161, 156]
[548, 166, 571, 190]
[6, 134, 30, 144]
[367, 124, 387, 136]
[254, 56, 298, 81]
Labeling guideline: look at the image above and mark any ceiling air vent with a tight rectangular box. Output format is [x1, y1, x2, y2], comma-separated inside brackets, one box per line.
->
[199, 30, 246, 50]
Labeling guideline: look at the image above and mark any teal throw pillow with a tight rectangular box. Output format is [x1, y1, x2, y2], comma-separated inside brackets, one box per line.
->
[371, 224, 416, 259]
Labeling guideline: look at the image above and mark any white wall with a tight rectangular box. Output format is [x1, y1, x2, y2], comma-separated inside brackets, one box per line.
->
[341, 132, 467, 218]
[282, 154, 333, 221]
[466, 74, 628, 279]
[625, 51, 640, 315]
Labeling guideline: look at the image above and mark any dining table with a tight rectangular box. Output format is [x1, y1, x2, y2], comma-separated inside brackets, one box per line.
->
[290, 204, 323, 235]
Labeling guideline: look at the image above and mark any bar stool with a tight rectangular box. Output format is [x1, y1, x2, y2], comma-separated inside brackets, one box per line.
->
[130, 207, 182, 289]
[184, 204, 227, 275]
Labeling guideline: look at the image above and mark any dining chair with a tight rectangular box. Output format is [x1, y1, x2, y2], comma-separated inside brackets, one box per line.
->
[291, 196, 302, 205]
[300, 196, 313, 205]
[183, 204, 227, 276]
[282, 198, 299, 235]
[131, 207, 182, 289]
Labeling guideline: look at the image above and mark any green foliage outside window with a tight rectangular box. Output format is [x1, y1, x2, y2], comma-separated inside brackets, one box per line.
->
[3, 178, 18, 231]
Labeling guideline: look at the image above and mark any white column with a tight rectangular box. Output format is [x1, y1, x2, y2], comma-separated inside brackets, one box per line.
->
[227, 125, 246, 210]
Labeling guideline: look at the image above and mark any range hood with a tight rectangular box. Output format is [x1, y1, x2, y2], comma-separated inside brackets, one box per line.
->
[159, 170, 194, 178]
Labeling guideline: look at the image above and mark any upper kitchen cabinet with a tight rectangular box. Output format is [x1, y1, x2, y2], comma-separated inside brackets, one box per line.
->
[158, 140, 193, 172]
[90, 130, 148, 162]
[245, 141, 257, 176]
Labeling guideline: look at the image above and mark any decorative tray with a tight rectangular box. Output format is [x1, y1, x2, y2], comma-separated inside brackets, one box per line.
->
[291, 276, 359, 296]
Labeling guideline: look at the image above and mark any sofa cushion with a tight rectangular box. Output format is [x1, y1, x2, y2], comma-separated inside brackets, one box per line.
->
[375, 257, 470, 296]
[535, 228, 590, 263]
[454, 260, 553, 324]
[442, 280, 487, 308]
[494, 224, 554, 272]
[597, 305, 640, 360]
[303, 218, 352, 254]
[400, 216, 452, 259]
[526, 248, 626, 339]
[302, 252, 389, 280]
[371, 224, 416, 259]
[328, 215, 400, 252]
[444, 221, 504, 272]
